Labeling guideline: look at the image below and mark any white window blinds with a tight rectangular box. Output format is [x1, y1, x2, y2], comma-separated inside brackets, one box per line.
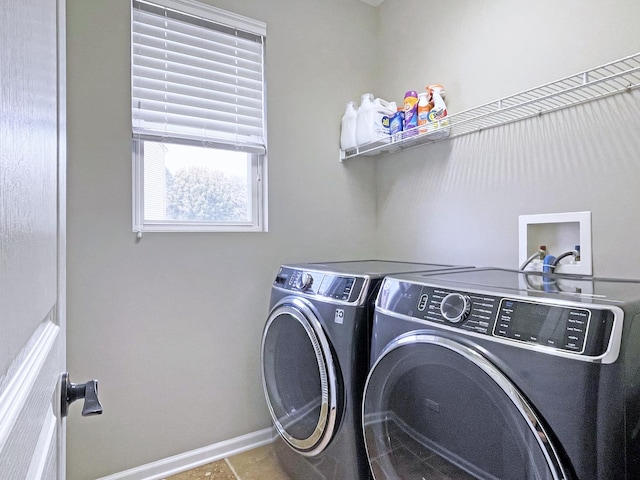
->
[132, 0, 266, 154]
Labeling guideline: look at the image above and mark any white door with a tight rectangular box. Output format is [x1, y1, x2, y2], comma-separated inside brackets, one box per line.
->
[0, 0, 68, 478]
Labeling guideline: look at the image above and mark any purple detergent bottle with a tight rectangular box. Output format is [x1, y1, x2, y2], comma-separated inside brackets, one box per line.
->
[403, 90, 419, 135]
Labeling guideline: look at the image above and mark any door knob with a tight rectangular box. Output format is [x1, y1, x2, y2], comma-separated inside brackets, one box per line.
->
[60, 372, 103, 417]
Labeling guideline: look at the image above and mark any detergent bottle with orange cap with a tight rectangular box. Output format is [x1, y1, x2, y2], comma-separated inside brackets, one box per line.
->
[417, 91, 433, 133]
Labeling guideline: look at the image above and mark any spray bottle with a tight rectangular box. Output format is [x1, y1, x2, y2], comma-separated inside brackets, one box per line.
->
[427, 84, 447, 122]
[426, 84, 450, 138]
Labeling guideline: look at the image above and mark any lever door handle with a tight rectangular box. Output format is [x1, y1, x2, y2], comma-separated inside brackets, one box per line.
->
[61, 372, 103, 417]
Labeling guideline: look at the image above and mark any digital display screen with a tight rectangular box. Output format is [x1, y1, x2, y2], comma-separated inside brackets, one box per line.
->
[319, 275, 356, 300]
[494, 299, 589, 352]
[510, 303, 566, 340]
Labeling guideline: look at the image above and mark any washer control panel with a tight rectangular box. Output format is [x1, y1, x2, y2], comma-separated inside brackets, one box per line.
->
[493, 298, 590, 352]
[274, 267, 363, 303]
[416, 287, 501, 337]
[378, 279, 615, 357]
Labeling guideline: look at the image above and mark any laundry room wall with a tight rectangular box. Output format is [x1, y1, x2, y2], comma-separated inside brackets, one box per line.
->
[65, 0, 378, 479]
[373, 0, 640, 278]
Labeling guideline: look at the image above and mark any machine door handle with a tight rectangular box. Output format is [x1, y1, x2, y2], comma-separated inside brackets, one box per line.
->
[61, 372, 103, 417]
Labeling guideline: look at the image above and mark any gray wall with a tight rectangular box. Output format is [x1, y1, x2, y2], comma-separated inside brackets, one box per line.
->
[374, 0, 640, 277]
[65, 1, 377, 478]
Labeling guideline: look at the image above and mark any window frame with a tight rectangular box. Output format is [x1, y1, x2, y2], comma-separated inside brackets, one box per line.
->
[131, 0, 268, 234]
[132, 138, 266, 233]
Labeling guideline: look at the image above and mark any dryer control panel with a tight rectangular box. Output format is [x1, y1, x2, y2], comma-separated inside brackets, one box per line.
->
[377, 279, 616, 358]
[273, 267, 365, 304]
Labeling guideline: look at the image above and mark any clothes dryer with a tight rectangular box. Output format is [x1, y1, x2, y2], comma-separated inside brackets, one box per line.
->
[363, 268, 640, 480]
[261, 260, 469, 480]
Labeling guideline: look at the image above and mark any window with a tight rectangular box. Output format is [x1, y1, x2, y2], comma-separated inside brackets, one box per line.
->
[131, 0, 267, 233]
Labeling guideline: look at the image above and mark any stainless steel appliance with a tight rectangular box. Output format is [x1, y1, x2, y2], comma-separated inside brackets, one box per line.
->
[364, 268, 640, 480]
[261, 260, 468, 479]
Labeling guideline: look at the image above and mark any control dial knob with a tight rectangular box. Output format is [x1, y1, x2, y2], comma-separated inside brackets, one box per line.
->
[297, 272, 313, 291]
[440, 293, 471, 323]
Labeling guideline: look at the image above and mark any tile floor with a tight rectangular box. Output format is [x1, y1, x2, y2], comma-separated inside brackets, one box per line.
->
[163, 444, 292, 480]
[165, 433, 478, 480]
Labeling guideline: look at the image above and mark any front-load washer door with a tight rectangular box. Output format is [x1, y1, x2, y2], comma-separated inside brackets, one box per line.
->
[261, 297, 340, 456]
[363, 332, 570, 480]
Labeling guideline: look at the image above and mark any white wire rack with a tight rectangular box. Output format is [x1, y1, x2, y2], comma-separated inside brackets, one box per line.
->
[340, 51, 640, 161]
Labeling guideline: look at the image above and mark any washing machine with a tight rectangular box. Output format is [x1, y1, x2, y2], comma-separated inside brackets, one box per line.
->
[261, 260, 470, 480]
[363, 267, 640, 480]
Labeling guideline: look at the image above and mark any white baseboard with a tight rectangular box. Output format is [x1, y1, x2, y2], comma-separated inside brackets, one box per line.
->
[97, 427, 277, 480]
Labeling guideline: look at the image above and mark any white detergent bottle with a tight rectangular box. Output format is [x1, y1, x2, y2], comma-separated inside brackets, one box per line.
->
[356, 93, 375, 146]
[340, 101, 358, 150]
[426, 84, 450, 139]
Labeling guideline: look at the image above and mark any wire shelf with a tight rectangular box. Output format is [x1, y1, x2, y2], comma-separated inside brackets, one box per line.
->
[340, 51, 640, 161]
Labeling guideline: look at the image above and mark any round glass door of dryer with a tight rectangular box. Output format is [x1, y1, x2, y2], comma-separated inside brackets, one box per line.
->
[363, 333, 569, 480]
[261, 298, 341, 456]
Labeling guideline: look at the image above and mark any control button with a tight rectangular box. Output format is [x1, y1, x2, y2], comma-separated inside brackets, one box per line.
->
[297, 272, 313, 291]
[440, 293, 471, 323]
[417, 294, 428, 311]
